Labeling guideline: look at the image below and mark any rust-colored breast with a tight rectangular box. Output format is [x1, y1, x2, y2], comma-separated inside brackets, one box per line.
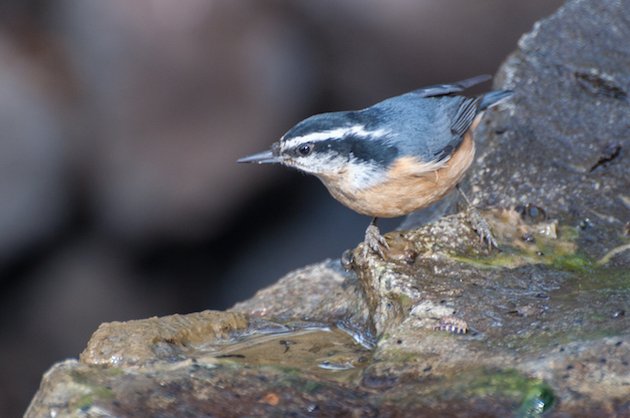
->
[320, 131, 476, 218]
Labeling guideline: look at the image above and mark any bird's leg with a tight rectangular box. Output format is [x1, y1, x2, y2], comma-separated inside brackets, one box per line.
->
[363, 217, 389, 258]
[456, 185, 499, 250]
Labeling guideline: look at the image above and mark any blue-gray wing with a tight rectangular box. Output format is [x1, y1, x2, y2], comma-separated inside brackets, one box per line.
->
[368, 94, 480, 166]
[410, 74, 491, 98]
[449, 97, 481, 138]
[425, 96, 481, 162]
[361, 80, 511, 172]
[447, 89, 513, 140]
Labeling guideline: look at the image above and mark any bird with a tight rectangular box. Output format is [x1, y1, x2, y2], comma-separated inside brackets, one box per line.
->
[238, 75, 512, 257]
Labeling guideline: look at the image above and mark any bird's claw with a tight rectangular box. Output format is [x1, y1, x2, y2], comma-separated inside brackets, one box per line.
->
[467, 207, 499, 251]
[363, 224, 389, 258]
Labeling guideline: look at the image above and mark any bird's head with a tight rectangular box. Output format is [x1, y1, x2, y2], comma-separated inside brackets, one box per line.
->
[238, 111, 397, 186]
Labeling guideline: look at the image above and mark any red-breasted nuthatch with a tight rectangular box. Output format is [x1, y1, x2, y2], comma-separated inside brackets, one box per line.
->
[238, 75, 512, 256]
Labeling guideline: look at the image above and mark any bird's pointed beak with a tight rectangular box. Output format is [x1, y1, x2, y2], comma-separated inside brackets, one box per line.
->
[237, 150, 281, 164]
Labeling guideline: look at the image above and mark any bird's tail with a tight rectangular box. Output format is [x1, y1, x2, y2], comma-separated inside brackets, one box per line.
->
[479, 90, 513, 111]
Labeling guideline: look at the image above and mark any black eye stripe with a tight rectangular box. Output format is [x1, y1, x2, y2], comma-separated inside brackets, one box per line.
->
[317, 137, 398, 165]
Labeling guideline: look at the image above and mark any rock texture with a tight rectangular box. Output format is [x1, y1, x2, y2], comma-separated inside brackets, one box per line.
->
[470, 0, 630, 261]
[26, 0, 630, 417]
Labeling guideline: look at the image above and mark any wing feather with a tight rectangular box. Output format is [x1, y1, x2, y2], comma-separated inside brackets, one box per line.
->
[450, 97, 481, 137]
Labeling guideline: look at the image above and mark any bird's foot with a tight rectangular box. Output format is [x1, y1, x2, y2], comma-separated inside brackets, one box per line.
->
[456, 185, 498, 250]
[467, 207, 499, 251]
[362, 224, 390, 259]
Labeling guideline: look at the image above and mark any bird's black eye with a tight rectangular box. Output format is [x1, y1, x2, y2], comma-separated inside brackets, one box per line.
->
[297, 143, 313, 156]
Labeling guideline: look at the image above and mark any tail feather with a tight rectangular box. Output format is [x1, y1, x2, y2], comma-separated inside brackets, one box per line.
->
[479, 90, 513, 111]
[455, 74, 492, 90]
[411, 74, 492, 98]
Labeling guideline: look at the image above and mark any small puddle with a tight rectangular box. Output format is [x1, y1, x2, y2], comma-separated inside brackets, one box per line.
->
[202, 326, 373, 382]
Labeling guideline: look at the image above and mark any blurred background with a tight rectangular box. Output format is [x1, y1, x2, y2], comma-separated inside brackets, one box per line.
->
[0, 0, 562, 415]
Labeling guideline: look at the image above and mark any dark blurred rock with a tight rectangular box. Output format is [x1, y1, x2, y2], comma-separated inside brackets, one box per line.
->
[24, 0, 630, 416]
[57, 0, 317, 241]
[0, 39, 67, 265]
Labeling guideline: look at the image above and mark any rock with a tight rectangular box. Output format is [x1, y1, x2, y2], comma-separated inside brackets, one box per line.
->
[469, 0, 630, 261]
[232, 260, 370, 327]
[80, 311, 249, 367]
[25, 0, 630, 416]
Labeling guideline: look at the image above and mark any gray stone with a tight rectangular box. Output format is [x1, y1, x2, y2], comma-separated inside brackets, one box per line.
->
[468, 0, 630, 260]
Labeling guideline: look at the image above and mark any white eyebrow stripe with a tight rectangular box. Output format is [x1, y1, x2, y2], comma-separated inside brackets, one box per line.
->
[282, 125, 389, 149]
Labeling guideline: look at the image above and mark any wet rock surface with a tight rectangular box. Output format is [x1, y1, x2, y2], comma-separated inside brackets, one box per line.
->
[470, 0, 630, 262]
[26, 0, 630, 416]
